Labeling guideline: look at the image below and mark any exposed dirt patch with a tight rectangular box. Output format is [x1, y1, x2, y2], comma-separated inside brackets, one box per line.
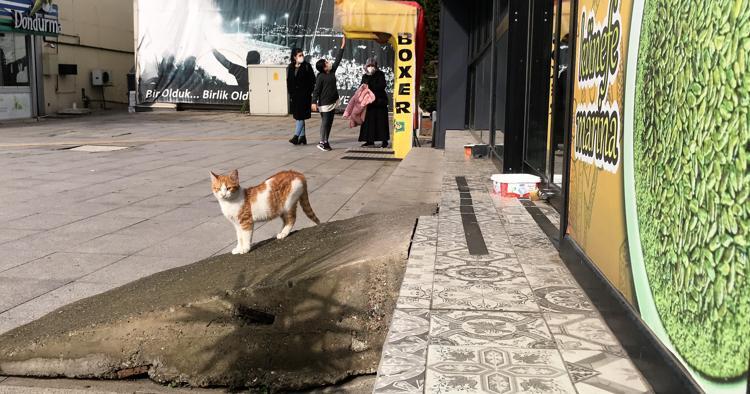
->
[0, 206, 434, 392]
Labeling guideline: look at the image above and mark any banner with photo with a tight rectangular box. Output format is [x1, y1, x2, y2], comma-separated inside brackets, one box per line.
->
[568, 0, 749, 392]
[135, 0, 394, 108]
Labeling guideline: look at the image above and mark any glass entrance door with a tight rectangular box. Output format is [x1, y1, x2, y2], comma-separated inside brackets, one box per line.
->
[520, 0, 573, 212]
[548, 0, 572, 188]
[522, 0, 555, 179]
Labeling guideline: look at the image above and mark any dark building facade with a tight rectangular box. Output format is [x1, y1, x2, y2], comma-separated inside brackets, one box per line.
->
[434, 1, 750, 393]
[436, 0, 573, 213]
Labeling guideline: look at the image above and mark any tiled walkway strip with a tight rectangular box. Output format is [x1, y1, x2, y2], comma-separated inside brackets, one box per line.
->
[374, 136, 652, 394]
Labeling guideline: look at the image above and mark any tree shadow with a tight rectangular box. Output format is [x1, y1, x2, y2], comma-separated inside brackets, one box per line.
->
[168, 251, 394, 392]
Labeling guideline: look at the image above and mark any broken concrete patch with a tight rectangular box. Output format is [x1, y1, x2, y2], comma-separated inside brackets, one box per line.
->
[0, 206, 435, 391]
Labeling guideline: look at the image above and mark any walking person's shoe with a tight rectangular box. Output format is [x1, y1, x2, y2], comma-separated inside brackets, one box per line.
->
[289, 135, 299, 145]
[380, 141, 389, 148]
[298, 135, 307, 145]
[323, 142, 332, 151]
[361, 142, 375, 147]
[317, 142, 327, 151]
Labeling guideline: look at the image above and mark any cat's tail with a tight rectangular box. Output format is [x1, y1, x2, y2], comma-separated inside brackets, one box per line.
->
[300, 181, 321, 225]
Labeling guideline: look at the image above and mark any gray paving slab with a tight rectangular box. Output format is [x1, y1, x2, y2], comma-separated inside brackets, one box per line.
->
[78, 255, 194, 286]
[0, 281, 118, 334]
[0, 252, 126, 282]
[65, 234, 165, 255]
[0, 229, 39, 244]
[0, 277, 68, 312]
[0, 111, 439, 338]
[53, 214, 147, 234]
[0, 249, 54, 273]
[1, 213, 86, 231]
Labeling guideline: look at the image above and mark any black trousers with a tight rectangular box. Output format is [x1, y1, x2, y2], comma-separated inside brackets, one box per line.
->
[319, 111, 334, 142]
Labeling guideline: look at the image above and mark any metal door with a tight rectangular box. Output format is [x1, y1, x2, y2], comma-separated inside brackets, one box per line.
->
[248, 66, 268, 115]
[267, 67, 287, 115]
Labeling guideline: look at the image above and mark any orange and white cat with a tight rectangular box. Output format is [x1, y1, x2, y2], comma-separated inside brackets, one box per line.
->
[210, 169, 320, 254]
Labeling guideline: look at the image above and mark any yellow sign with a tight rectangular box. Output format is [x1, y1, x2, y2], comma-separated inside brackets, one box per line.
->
[392, 32, 416, 158]
[335, 0, 418, 159]
[568, 0, 634, 301]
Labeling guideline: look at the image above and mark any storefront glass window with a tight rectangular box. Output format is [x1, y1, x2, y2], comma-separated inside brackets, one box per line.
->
[0, 32, 30, 87]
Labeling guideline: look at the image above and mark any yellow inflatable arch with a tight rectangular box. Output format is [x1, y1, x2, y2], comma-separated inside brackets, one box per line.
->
[335, 0, 424, 159]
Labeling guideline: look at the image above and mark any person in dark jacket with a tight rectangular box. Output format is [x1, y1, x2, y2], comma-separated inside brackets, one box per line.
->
[358, 57, 390, 148]
[312, 36, 346, 152]
[286, 48, 316, 145]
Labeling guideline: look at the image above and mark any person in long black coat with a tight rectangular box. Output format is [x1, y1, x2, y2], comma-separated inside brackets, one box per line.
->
[287, 48, 316, 145]
[359, 57, 390, 148]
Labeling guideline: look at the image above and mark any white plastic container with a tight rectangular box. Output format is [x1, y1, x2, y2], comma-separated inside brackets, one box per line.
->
[490, 174, 541, 198]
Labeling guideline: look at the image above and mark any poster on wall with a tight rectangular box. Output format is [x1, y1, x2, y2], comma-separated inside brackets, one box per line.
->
[0, 92, 31, 120]
[135, 0, 394, 109]
[623, 0, 749, 392]
[569, 0, 750, 392]
[567, 0, 635, 302]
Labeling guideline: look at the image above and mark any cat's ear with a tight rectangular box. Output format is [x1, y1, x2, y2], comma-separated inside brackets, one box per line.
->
[209, 171, 219, 181]
[229, 169, 239, 182]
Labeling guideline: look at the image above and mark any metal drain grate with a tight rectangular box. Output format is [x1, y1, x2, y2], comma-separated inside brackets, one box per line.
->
[67, 145, 129, 152]
[340, 147, 400, 161]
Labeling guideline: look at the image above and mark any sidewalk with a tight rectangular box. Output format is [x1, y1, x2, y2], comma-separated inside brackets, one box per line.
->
[0, 112, 438, 335]
[374, 132, 652, 394]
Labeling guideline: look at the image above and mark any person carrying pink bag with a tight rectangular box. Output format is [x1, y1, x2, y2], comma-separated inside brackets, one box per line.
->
[343, 84, 374, 128]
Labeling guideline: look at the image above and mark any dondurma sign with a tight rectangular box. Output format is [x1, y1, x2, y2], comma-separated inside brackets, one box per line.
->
[0, 0, 61, 36]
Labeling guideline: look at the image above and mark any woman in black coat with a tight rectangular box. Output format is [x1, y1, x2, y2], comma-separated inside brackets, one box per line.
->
[359, 57, 390, 148]
[287, 48, 316, 145]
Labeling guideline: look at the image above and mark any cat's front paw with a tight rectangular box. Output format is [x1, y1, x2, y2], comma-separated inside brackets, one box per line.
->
[232, 246, 242, 254]
[276, 233, 288, 240]
[238, 245, 251, 254]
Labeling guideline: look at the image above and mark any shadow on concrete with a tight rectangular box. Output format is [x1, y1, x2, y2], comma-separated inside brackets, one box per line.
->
[0, 206, 435, 392]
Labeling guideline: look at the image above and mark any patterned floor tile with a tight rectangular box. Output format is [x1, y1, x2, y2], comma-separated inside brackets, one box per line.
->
[561, 350, 653, 394]
[481, 230, 511, 243]
[397, 282, 433, 309]
[515, 249, 563, 265]
[435, 243, 468, 257]
[489, 195, 523, 208]
[509, 233, 556, 250]
[434, 263, 527, 285]
[377, 141, 651, 394]
[534, 285, 595, 313]
[522, 264, 579, 289]
[375, 309, 430, 393]
[543, 313, 626, 356]
[426, 346, 577, 394]
[432, 281, 539, 312]
[499, 206, 532, 215]
[407, 246, 436, 270]
[437, 246, 517, 264]
[430, 310, 555, 348]
[403, 262, 434, 279]
[435, 257, 522, 273]
[500, 214, 537, 225]
[413, 217, 439, 247]
[438, 215, 464, 226]
[442, 204, 499, 219]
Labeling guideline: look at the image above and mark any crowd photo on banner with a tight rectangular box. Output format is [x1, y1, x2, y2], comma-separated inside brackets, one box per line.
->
[136, 0, 395, 110]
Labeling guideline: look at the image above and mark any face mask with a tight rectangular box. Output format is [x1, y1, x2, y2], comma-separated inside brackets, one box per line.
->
[366, 66, 376, 75]
[295, 56, 304, 64]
